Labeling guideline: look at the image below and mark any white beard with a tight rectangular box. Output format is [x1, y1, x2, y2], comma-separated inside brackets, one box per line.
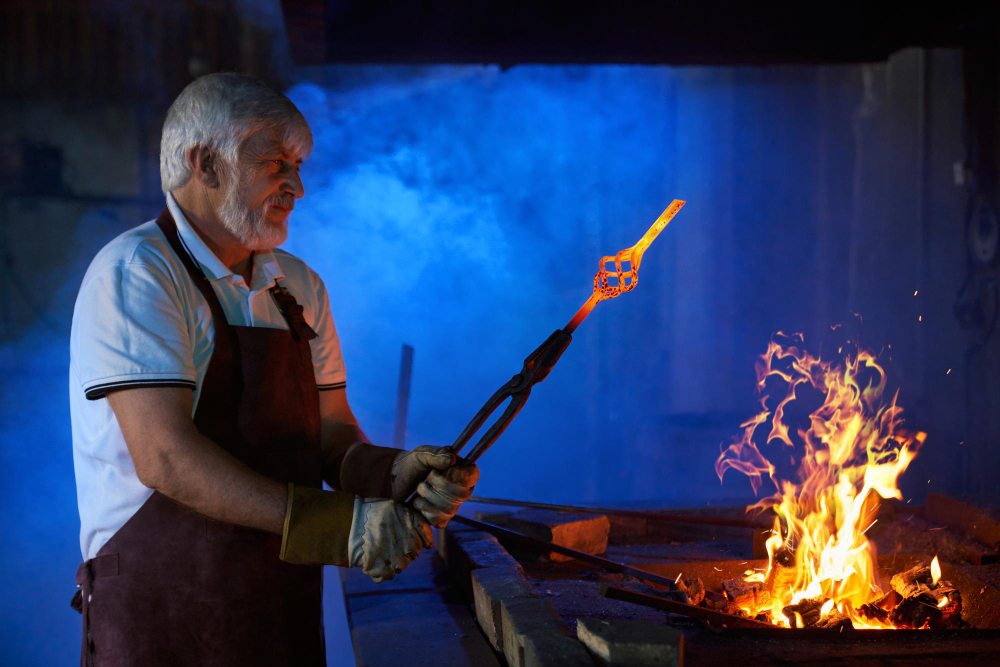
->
[217, 174, 291, 251]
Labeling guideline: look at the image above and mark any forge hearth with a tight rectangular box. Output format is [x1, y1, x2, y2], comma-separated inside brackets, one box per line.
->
[341, 495, 1000, 666]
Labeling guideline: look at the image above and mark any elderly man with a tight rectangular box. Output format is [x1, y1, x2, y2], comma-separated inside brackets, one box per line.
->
[69, 73, 478, 666]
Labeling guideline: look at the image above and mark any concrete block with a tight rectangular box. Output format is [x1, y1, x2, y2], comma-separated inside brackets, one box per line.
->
[501, 596, 567, 667]
[447, 529, 523, 601]
[437, 522, 485, 562]
[461, 534, 524, 573]
[505, 509, 610, 562]
[441, 526, 496, 568]
[522, 631, 596, 667]
[576, 618, 683, 667]
[471, 565, 538, 651]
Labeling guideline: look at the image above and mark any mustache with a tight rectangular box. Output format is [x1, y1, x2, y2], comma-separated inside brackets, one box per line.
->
[267, 195, 295, 210]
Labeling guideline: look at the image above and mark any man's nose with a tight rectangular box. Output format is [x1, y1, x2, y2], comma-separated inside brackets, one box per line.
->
[283, 169, 305, 199]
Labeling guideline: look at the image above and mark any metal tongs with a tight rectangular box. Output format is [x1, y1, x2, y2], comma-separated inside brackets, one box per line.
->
[448, 199, 686, 463]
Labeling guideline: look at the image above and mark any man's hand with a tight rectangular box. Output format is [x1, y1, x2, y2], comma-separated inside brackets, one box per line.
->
[390, 446, 479, 527]
[349, 499, 434, 583]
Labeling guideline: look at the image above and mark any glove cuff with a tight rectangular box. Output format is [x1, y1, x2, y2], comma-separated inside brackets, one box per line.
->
[348, 496, 365, 568]
[280, 483, 355, 565]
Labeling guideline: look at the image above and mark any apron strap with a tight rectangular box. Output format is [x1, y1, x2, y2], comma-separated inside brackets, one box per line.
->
[75, 555, 117, 667]
[155, 209, 317, 343]
[154, 209, 235, 372]
[270, 284, 318, 342]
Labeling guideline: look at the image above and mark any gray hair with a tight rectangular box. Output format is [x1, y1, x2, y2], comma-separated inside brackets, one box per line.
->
[159, 73, 312, 193]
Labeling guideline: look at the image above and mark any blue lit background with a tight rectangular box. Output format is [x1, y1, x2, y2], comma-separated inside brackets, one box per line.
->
[0, 58, 969, 664]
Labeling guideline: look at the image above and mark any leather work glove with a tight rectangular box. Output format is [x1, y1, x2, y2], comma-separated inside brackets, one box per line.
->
[279, 483, 356, 565]
[348, 498, 434, 583]
[390, 445, 480, 528]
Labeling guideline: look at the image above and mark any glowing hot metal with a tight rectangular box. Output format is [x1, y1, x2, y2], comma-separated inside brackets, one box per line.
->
[449, 199, 686, 463]
[566, 199, 686, 333]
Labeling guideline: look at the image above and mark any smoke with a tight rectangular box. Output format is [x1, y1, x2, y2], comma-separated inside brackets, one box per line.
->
[280, 66, 707, 501]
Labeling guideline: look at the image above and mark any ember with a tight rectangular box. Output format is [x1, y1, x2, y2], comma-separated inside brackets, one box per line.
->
[714, 332, 945, 629]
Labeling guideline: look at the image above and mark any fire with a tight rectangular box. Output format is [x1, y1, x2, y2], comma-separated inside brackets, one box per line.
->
[716, 332, 925, 628]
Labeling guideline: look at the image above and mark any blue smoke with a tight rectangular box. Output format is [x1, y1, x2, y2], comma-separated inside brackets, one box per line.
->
[5, 61, 950, 664]
[282, 65, 756, 507]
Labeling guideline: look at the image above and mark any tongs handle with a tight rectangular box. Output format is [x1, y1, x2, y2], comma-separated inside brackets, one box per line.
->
[450, 329, 572, 463]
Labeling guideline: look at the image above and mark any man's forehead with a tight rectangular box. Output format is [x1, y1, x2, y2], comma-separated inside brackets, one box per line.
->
[241, 126, 309, 161]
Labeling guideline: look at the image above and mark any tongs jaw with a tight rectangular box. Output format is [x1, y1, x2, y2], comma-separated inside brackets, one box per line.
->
[449, 329, 572, 462]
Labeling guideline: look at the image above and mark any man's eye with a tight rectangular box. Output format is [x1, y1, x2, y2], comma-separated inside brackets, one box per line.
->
[272, 159, 283, 167]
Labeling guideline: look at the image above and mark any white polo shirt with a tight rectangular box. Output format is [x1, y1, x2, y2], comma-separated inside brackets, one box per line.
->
[70, 193, 347, 560]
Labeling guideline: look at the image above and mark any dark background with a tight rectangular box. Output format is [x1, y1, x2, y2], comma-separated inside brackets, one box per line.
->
[2, 1, 999, 664]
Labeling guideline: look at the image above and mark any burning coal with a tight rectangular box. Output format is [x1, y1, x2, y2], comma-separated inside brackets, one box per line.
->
[716, 332, 930, 628]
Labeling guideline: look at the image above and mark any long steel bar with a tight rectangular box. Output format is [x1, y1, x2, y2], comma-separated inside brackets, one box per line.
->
[600, 585, 774, 629]
[451, 515, 683, 589]
[467, 496, 759, 528]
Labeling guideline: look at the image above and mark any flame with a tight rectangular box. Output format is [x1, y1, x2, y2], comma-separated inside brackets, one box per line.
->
[716, 333, 925, 628]
[931, 556, 941, 585]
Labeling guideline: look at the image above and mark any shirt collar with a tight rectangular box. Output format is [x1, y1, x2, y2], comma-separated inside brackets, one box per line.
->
[164, 192, 285, 290]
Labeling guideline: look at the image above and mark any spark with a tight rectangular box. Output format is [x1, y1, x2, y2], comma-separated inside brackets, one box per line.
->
[862, 519, 878, 535]
[914, 290, 919, 296]
[674, 572, 682, 584]
[918, 315, 923, 322]
[947, 368, 952, 375]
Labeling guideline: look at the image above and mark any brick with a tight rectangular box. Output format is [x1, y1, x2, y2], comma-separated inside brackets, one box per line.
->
[522, 631, 596, 667]
[471, 565, 538, 651]
[450, 531, 523, 601]
[458, 539, 524, 574]
[576, 618, 683, 667]
[461, 534, 524, 573]
[505, 509, 610, 562]
[441, 526, 495, 568]
[436, 522, 486, 562]
[501, 596, 567, 667]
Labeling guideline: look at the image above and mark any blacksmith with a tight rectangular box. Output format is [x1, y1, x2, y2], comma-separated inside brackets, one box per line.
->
[69, 73, 478, 666]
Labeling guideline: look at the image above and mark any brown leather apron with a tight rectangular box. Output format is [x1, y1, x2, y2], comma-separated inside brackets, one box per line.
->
[74, 209, 327, 666]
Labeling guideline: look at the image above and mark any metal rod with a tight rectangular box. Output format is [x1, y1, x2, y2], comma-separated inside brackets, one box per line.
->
[392, 343, 414, 449]
[467, 496, 760, 529]
[451, 515, 683, 590]
[600, 585, 774, 629]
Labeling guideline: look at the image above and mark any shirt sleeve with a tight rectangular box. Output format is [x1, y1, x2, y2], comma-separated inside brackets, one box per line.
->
[306, 270, 347, 391]
[71, 254, 196, 400]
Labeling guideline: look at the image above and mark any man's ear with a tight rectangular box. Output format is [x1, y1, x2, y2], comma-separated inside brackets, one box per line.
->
[187, 145, 222, 189]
